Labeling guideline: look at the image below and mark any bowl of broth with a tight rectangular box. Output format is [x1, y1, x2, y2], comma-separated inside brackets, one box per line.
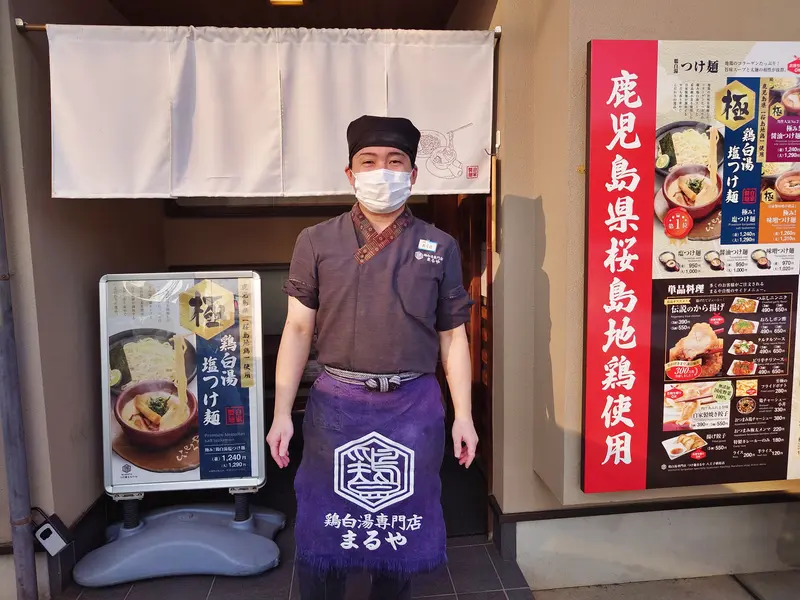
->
[776, 170, 800, 202]
[115, 380, 198, 449]
[782, 87, 800, 115]
[662, 164, 722, 220]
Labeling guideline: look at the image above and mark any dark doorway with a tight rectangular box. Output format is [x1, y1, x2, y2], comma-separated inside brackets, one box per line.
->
[431, 195, 492, 537]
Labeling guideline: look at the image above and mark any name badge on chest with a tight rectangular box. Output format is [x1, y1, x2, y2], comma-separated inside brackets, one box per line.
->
[418, 239, 438, 253]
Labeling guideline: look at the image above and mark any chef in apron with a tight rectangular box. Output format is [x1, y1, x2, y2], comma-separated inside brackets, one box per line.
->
[267, 115, 478, 600]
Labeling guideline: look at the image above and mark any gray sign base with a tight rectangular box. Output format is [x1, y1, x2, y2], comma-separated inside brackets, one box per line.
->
[73, 503, 286, 587]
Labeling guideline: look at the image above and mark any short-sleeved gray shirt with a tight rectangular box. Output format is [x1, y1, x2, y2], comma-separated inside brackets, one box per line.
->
[283, 205, 472, 374]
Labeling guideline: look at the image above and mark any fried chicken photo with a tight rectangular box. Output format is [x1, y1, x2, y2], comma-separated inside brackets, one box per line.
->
[668, 323, 723, 378]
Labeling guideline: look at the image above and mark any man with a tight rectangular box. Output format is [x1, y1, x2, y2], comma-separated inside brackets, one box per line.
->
[266, 115, 478, 600]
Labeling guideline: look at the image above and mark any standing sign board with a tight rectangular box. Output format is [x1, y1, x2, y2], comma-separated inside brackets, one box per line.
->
[584, 40, 800, 493]
[101, 272, 265, 494]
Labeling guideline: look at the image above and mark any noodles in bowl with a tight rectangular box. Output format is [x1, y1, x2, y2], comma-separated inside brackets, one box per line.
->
[108, 329, 197, 394]
[123, 338, 176, 389]
[762, 162, 794, 178]
[115, 380, 197, 449]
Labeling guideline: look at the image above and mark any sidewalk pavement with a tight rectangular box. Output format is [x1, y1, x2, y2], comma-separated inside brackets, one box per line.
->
[533, 571, 798, 600]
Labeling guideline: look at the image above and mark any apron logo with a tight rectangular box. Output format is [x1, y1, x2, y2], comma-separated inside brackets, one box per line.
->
[417, 239, 438, 252]
[334, 431, 415, 513]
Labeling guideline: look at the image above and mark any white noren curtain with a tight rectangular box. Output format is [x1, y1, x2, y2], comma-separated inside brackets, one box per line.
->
[47, 26, 495, 199]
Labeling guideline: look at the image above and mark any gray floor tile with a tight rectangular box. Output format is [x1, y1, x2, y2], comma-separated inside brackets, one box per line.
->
[446, 545, 502, 594]
[287, 568, 455, 599]
[209, 563, 294, 600]
[289, 565, 300, 600]
[288, 570, 394, 599]
[458, 592, 506, 599]
[412, 566, 455, 597]
[344, 572, 372, 600]
[447, 535, 490, 548]
[486, 545, 529, 589]
[127, 576, 214, 600]
[76, 585, 133, 600]
[275, 526, 296, 562]
[506, 590, 533, 600]
[534, 576, 754, 600]
[55, 583, 83, 600]
[736, 570, 800, 600]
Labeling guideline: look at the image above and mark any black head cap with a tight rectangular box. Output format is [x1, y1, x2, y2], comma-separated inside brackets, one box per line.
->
[347, 115, 421, 166]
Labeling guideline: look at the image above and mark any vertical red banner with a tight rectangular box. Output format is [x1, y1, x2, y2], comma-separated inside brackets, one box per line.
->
[583, 40, 658, 493]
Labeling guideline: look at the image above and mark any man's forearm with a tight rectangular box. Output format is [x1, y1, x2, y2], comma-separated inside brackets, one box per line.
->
[274, 324, 314, 418]
[439, 325, 473, 420]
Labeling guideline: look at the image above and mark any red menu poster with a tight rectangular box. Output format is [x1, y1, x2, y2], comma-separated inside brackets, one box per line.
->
[584, 40, 800, 493]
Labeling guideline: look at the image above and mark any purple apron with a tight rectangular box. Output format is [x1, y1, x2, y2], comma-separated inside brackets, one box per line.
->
[294, 372, 447, 576]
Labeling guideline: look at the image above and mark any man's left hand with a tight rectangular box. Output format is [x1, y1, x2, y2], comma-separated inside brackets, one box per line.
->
[452, 417, 479, 468]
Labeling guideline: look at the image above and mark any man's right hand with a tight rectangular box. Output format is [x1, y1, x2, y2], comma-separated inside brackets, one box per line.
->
[267, 414, 294, 468]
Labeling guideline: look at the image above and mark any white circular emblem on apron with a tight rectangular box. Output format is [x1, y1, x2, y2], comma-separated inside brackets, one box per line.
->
[414, 251, 423, 260]
[334, 431, 415, 512]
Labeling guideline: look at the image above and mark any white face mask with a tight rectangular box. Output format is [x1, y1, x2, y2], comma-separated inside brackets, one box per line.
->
[353, 169, 412, 214]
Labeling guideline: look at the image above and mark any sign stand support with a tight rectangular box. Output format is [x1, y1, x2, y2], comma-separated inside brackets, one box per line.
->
[73, 272, 280, 587]
[73, 493, 285, 587]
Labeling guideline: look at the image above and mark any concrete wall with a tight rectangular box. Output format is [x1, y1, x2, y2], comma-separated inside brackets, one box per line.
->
[0, 555, 50, 600]
[449, 0, 568, 514]
[451, 0, 800, 515]
[0, 0, 51, 543]
[557, 0, 800, 507]
[448, 0, 800, 586]
[518, 501, 800, 589]
[494, 0, 570, 514]
[0, 0, 165, 543]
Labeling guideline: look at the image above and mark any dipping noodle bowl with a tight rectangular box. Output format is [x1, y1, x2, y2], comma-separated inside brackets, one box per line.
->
[776, 170, 800, 202]
[782, 87, 800, 115]
[704, 250, 724, 271]
[659, 251, 680, 272]
[115, 380, 198, 449]
[662, 164, 723, 220]
[751, 249, 771, 270]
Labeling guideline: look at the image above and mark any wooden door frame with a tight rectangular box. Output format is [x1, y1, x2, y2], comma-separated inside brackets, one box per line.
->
[431, 195, 493, 490]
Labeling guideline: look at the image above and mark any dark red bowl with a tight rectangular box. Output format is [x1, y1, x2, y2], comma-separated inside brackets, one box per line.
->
[776, 170, 800, 202]
[662, 164, 722, 221]
[115, 380, 197, 449]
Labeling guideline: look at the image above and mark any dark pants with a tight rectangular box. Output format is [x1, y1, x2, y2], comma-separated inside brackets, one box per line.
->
[297, 563, 412, 600]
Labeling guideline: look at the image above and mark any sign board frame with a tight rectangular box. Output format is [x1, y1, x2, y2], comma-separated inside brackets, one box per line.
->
[100, 271, 266, 495]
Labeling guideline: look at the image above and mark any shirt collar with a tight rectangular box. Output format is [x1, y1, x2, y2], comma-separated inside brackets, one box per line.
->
[350, 203, 414, 240]
[351, 204, 414, 265]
